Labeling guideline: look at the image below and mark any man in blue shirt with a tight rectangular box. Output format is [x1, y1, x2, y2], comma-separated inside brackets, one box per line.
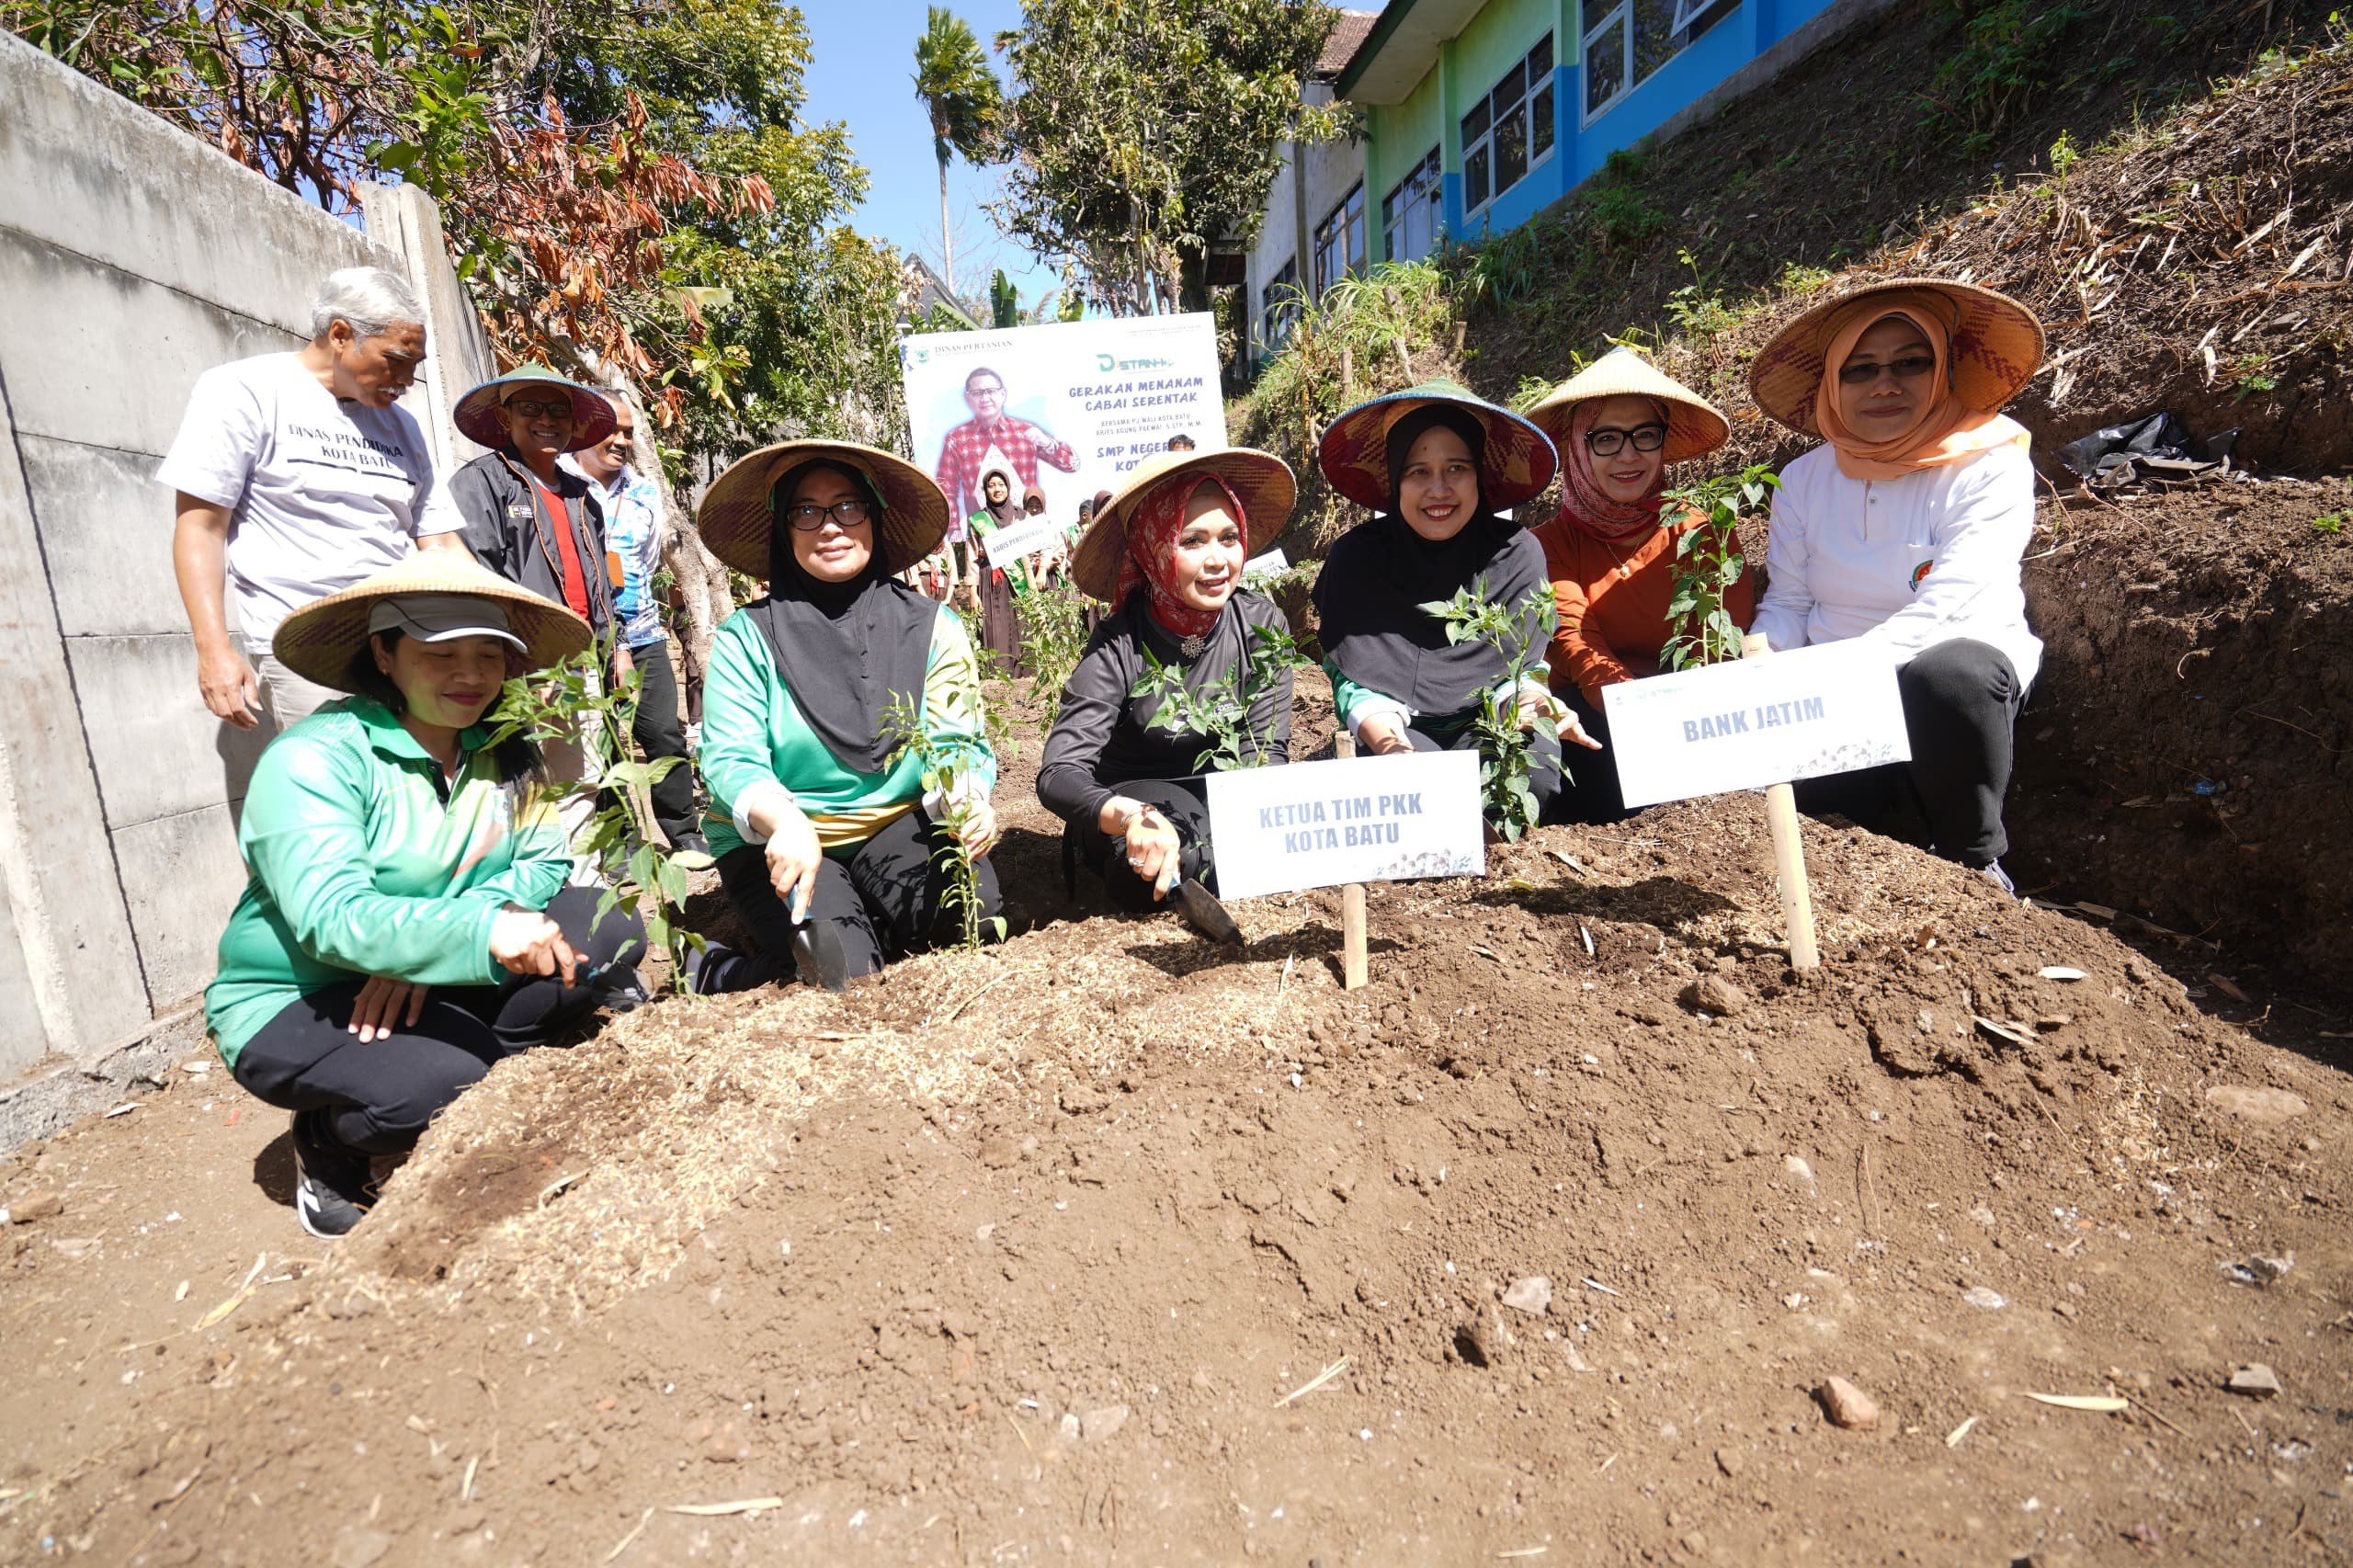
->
[565, 395, 708, 860]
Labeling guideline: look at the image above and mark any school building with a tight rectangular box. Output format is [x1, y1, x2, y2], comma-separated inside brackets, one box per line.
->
[1246, 0, 1892, 360]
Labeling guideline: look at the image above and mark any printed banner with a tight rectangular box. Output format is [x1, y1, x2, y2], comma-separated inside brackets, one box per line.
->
[1205, 751, 1484, 900]
[897, 314, 1227, 540]
[1600, 640, 1913, 809]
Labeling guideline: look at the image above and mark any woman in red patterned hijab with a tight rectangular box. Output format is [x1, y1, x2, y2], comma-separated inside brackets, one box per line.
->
[1040, 449, 1299, 941]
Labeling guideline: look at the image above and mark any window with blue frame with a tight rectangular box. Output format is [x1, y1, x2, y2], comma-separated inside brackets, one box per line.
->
[1585, 0, 1739, 124]
[1460, 33, 1555, 219]
[1381, 149, 1442, 263]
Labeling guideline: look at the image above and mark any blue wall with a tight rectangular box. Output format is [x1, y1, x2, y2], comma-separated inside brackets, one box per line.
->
[1430, 0, 1832, 245]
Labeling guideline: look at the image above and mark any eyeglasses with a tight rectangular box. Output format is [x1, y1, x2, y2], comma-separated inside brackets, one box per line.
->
[1585, 424, 1666, 456]
[505, 397, 574, 420]
[1836, 354, 1937, 386]
[784, 498, 874, 530]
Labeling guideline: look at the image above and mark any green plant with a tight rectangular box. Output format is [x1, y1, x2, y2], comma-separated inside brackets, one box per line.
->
[1659, 464, 1780, 671]
[1017, 575, 1094, 722]
[1590, 150, 1666, 251]
[1129, 623, 1314, 774]
[2231, 355, 2280, 400]
[1916, 0, 2090, 156]
[1421, 580, 1555, 843]
[2312, 513, 2347, 536]
[1460, 222, 1545, 314]
[879, 693, 1004, 951]
[1663, 247, 1739, 341]
[486, 647, 700, 983]
[1508, 374, 1555, 413]
[2048, 129, 2080, 184]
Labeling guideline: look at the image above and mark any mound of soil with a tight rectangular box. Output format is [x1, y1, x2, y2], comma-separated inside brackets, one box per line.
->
[6, 772, 2348, 1563]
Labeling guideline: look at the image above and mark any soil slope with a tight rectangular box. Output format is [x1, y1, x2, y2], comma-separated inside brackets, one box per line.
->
[5, 754, 2348, 1564]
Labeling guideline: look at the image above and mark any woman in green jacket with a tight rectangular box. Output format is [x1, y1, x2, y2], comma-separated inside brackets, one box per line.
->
[210, 554, 645, 1239]
[689, 440, 1000, 993]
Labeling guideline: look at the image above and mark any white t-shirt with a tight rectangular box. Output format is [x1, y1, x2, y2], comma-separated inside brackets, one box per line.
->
[156, 353, 460, 653]
[1751, 439, 2042, 686]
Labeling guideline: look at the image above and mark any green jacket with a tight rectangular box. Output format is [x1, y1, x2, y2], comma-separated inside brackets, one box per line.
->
[698, 602, 996, 858]
[204, 698, 570, 1065]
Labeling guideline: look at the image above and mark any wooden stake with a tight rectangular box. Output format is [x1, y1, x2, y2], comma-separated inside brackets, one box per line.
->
[1339, 345, 1355, 397]
[1335, 730, 1369, 989]
[1741, 633, 1821, 971]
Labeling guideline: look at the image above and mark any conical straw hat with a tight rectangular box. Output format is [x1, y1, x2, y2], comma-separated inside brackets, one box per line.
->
[699, 440, 949, 579]
[271, 551, 594, 691]
[1525, 347, 1730, 465]
[1748, 278, 2045, 437]
[1316, 379, 1558, 511]
[1069, 448, 1298, 603]
[451, 364, 619, 453]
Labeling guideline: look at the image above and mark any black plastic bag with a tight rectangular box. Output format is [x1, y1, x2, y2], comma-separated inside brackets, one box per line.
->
[2058, 411, 2240, 484]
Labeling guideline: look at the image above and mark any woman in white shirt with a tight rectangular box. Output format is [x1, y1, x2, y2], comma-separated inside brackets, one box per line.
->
[1746, 279, 2045, 892]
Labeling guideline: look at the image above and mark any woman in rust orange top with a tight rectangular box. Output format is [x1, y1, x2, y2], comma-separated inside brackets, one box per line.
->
[1528, 349, 1756, 823]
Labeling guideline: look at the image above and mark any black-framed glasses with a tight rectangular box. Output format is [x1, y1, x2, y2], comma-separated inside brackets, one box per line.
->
[784, 498, 875, 530]
[504, 396, 575, 420]
[1836, 354, 1937, 386]
[1585, 424, 1666, 456]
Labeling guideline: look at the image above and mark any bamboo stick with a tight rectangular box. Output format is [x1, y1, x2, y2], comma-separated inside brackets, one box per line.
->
[1335, 729, 1368, 989]
[1741, 633, 1821, 971]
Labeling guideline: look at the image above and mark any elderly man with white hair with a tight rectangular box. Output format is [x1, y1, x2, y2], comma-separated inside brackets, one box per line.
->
[163, 266, 470, 730]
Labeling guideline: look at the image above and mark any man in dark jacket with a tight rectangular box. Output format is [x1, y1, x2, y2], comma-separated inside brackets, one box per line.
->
[427, 365, 618, 637]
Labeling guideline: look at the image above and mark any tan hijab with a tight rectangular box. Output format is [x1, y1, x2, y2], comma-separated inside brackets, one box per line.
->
[1813, 295, 2029, 481]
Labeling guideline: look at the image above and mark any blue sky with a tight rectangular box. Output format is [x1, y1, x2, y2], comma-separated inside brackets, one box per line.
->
[800, 0, 1065, 312]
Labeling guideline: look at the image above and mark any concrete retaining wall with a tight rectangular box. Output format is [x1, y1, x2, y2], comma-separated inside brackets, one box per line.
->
[0, 32, 488, 1135]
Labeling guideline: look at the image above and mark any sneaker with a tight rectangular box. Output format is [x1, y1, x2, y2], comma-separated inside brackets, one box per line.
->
[290, 1108, 374, 1239]
[1980, 860, 2019, 898]
[791, 920, 852, 993]
[1170, 879, 1244, 947]
[590, 964, 654, 1013]
[668, 832, 715, 871]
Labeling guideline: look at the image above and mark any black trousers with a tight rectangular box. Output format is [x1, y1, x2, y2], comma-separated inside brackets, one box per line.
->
[1063, 778, 1217, 912]
[230, 888, 646, 1155]
[1793, 637, 2028, 869]
[1406, 713, 1565, 831]
[713, 809, 1002, 986]
[630, 639, 699, 845]
[1544, 690, 1631, 825]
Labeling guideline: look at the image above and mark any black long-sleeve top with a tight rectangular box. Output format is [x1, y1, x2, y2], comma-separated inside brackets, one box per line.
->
[1036, 590, 1295, 825]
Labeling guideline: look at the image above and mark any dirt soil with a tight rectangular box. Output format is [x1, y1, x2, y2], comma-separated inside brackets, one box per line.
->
[2014, 474, 2353, 992]
[6, 672, 2350, 1565]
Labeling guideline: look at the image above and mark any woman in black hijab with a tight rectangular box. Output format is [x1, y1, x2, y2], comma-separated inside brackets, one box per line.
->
[688, 441, 1003, 991]
[1313, 381, 1593, 831]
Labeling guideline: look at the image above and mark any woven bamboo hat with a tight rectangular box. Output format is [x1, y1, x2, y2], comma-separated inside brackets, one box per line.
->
[699, 440, 949, 579]
[1748, 278, 2045, 437]
[1317, 379, 1558, 511]
[271, 552, 593, 692]
[1070, 448, 1297, 602]
[1526, 347, 1729, 465]
[451, 365, 618, 452]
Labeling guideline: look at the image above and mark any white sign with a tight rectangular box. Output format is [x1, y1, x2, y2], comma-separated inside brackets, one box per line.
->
[976, 513, 1065, 566]
[1601, 640, 1912, 809]
[1242, 548, 1289, 584]
[898, 313, 1227, 534]
[1206, 751, 1484, 900]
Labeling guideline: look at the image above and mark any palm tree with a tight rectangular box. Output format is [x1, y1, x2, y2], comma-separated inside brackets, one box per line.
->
[913, 8, 1002, 301]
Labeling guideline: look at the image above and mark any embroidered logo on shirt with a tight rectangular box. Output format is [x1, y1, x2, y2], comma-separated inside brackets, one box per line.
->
[1910, 559, 1934, 593]
[508, 503, 534, 519]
